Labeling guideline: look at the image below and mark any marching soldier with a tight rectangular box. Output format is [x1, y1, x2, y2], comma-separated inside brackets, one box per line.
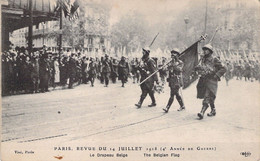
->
[102, 54, 112, 87]
[118, 56, 130, 87]
[163, 48, 185, 113]
[195, 44, 226, 119]
[135, 47, 159, 108]
[88, 57, 97, 87]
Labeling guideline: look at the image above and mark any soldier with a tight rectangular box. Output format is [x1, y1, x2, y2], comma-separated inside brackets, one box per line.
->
[135, 47, 159, 108]
[163, 48, 185, 113]
[111, 58, 118, 83]
[102, 54, 112, 87]
[195, 44, 226, 119]
[88, 57, 97, 87]
[118, 56, 130, 87]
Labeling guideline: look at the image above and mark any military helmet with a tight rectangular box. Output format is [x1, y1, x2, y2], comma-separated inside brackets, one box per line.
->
[171, 48, 180, 55]
[202, 44, 213, 53]
[142, 47, 150, 54]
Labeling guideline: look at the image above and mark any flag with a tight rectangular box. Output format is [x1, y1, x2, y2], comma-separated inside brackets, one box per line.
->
[59, 0, 79, 20]
[179, 42, 199, 89]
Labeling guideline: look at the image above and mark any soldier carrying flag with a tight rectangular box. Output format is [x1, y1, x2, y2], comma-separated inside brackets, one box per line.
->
[195, 44, 226, 119]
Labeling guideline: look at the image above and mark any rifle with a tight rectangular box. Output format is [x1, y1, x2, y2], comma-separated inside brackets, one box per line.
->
[149, 32, 159, 47]
[139, 35, 207, 85]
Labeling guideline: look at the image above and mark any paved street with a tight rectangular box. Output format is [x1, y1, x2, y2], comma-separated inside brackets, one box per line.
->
[2, 79, 260, 144]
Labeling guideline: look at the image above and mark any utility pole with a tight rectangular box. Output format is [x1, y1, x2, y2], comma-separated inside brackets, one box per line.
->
[28, 0, 33, 54]
[58, 0, 63, 60]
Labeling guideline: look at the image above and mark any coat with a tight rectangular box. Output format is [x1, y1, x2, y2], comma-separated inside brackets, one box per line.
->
[118, 60, 129, 80]
[139, 57, 158, 90]
[167, 59, 184, 88]
[88, 62, 97, 77]
[196, 55, 226, 99]
[102, 59, 111, 73]
[54, 60, 60, 83]
[68, 58, 77, 77]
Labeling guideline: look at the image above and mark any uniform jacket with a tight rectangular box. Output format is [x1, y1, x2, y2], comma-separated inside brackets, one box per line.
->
[102, 59, 111, 73]
[118, 60, 129, 80]
[197, 55, 226, 98]
[167, 59, 184, 88]
[139, 57, 158, 90]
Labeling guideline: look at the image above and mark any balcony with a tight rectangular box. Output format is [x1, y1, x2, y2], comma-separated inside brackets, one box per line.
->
[25, 28, 60, 37]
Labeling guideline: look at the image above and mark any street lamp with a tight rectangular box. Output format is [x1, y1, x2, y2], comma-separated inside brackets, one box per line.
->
[184, 16, 189, 44]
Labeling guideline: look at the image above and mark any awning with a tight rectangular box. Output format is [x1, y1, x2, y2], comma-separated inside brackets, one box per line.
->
[2, 0, 60, 31]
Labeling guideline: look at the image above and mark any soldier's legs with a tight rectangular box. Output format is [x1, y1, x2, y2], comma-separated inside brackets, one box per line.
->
[207, 93, 216, 117]
[104, 73, 109, 87]
[148, 90, 156, 107]
[175, 89, 185, 111]
[163, 87, 175, 112]
[198, 88, 211, 119]
[90, 76, 95, 87]
[135, 89, 148, 108]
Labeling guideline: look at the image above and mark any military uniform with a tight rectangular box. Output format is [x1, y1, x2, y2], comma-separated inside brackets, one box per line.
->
[88, 58, 97, 87]
[102, 55, 112, 87]
[135, 48, 158, 108]
[163, 49, 185, 113]
[118, 56, 129, 87]
[196, 44, 226, 119]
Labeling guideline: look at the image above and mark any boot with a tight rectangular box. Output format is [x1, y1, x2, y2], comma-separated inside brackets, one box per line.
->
[207, 103, 216, 117]
[163, 97, 173, 113]
[163, 105, 170, 113]
[176, 95, 185, 111]
[148, 93, 156, 107]
[197, 104, 208, 119]
[177, 106, 185, 111]
[148, 102, 156, 107]
[135, 97, 145, 108]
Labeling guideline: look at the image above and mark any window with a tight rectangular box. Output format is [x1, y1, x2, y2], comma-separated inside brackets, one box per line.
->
[100, 37, 104, 44]
[88, 37, 93, 45]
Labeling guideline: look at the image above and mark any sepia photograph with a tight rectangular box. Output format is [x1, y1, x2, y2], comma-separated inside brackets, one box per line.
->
[1, 0, 260, 160]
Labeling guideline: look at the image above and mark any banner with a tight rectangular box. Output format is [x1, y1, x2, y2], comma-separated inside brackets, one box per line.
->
[179, 42, 199, 89]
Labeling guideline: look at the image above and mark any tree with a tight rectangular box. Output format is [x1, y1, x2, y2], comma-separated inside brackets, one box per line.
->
[111, 12, 149, 55]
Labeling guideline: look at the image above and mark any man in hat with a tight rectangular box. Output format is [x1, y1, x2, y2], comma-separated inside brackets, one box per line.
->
[118, 56, 129, 87]
[135, 47, 159, 108]
[195, 44, 226, 119]
[163, 48, 185, 113]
